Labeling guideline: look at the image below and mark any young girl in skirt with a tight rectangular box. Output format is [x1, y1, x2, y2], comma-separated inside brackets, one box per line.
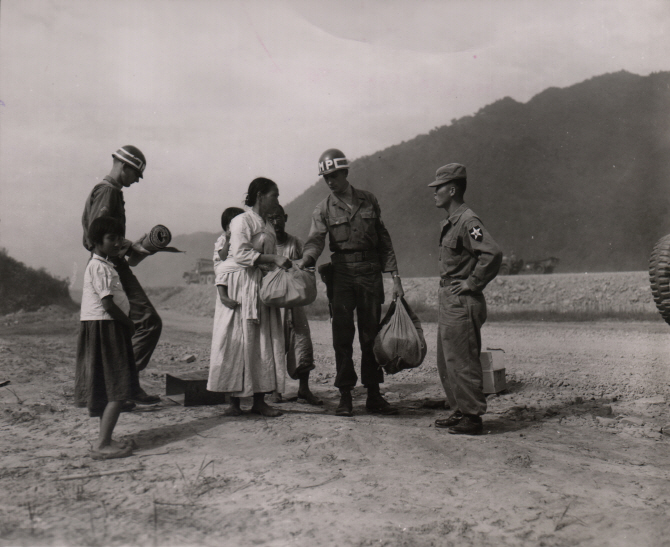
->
[75, 216, 137, 460]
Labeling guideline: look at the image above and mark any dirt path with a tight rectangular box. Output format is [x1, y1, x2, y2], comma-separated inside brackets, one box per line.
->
[1, 309, 669, 546]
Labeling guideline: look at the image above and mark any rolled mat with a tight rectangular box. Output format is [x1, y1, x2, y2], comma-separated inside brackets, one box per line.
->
[139, 225, 183, 253]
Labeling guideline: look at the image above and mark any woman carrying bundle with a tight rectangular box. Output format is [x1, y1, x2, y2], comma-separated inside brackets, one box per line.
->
[207, 178, 291, 417]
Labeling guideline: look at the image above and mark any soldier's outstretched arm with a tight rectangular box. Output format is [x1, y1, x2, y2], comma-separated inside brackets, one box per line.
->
[298, 207, 328, 269]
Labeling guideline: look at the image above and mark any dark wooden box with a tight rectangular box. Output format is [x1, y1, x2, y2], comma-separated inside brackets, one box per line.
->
[165, 371, 229, 406]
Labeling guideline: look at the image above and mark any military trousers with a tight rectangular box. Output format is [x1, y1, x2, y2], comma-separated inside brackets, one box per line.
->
[283, 306, 315, 381]
[331, 261, 384, 390]
[114, 260, 163, 374]
[436, 287, 487, 416]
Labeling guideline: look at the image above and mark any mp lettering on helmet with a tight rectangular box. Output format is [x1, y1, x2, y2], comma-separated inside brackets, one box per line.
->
[319, 158, 348, 172]
[318, 151, 350, 175]
[469, 226, 483, 242]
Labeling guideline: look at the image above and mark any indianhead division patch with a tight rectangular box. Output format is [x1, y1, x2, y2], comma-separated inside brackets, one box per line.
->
[469, 225, 483, 242]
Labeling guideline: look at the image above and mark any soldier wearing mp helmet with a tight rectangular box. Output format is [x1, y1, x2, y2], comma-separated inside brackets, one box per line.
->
[295, 149, 404, 417]
[81, 145, 162, 407]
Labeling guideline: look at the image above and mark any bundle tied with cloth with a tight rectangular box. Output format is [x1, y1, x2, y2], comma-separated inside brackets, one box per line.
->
[373, 297, 427, 374]
[260, 265, 318, 308]
[127, 224, 184, 266]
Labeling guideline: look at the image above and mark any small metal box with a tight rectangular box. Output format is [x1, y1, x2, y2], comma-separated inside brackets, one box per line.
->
[165, 371, 229, 406]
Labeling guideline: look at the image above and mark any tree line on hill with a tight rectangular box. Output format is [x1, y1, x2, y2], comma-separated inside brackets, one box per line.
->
[0, 249, 76, 314]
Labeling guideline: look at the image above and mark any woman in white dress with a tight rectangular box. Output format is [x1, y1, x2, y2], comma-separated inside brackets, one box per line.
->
[207, 178, 292, 417]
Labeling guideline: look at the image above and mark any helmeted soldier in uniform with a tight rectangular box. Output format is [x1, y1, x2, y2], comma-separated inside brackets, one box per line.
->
[295, 149, 404, 417]
[429, 163, 502, 435]
[81, 145, 162, 406]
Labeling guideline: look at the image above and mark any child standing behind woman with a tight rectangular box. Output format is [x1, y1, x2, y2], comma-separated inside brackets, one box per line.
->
[213, 207, 244, 308]
[75, 216, 137, 460]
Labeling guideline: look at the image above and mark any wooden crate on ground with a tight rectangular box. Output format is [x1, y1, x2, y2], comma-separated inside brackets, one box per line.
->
[165, 371, 229, 406]
[481, 350, 507, 394]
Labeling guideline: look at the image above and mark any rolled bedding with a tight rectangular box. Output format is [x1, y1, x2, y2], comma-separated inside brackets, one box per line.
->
[138, 225, 183, 253]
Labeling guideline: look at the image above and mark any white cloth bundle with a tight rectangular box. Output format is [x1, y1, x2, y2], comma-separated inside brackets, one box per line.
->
[260, 266, 317, 308]
[373, 297, 426, 374]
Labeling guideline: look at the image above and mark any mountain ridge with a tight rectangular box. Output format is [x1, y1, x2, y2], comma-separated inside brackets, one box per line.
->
[136, 70, 670, 286]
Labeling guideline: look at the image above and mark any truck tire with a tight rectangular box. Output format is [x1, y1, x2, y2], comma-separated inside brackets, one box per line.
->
[499, 264, 510, 276]
[649, 233, 670, 326]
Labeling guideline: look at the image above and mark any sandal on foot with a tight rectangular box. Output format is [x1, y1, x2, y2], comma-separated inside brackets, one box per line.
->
[223, 406, 243, 417]
[297, 389, 323, 406]
[89, 445, 133, 460]
[250, 405, 283, 418]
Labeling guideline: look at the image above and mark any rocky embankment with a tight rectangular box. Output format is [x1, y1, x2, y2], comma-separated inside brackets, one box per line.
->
[149, 271, 658, 318]
[402, 271, 656, 313]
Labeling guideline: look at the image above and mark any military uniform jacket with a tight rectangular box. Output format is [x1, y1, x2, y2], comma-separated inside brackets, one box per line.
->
[302, 186, 398, 272]
[439, 203, 502, 292]
[81, 176, 126, 251]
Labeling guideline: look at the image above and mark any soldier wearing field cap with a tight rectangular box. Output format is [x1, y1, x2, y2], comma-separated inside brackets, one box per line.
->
[295, 148, 404, 417]
[429, 163, 502, 435]
[81, 145, 162, 406]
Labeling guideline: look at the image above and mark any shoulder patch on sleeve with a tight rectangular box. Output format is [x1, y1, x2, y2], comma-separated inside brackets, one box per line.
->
[469, 225, 483, 242]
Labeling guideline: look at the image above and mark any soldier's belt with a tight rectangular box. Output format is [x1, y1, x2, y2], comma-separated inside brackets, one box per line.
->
[331, 251, 379, 263]
[440, 277, 457, 287]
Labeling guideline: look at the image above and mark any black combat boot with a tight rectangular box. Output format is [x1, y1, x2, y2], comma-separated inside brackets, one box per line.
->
[365, 385, 398, 415]
[336, 389, 353, 417]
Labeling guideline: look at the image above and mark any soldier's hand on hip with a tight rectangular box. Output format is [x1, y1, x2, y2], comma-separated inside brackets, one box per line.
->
[450, 280, 470, 295]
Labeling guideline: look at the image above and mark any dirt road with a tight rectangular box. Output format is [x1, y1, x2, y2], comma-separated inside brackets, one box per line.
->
[1, 307, 669, 546]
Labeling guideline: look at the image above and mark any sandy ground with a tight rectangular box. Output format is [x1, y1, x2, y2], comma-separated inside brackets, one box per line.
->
[1, 305, 670, 547]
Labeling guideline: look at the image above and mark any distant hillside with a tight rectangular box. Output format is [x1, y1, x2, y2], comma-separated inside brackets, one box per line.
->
[137, 71, 670, 285]
[133, 232, 220, 288]
[0, 249, 77, 314]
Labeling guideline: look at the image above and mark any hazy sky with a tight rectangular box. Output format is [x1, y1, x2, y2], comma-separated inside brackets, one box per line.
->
[1, 0, 669, 284]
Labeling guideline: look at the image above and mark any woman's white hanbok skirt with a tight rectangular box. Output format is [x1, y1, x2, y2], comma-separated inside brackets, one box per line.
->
[207, 268, 285, 397]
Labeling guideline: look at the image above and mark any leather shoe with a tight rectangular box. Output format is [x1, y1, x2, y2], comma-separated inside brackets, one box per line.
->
[336, 390, 353, 417]
[131, 389, 161, 405]
[435, 410, 463, 428]
[448, 415, 483, 436]
[365, 392, 398, 415]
